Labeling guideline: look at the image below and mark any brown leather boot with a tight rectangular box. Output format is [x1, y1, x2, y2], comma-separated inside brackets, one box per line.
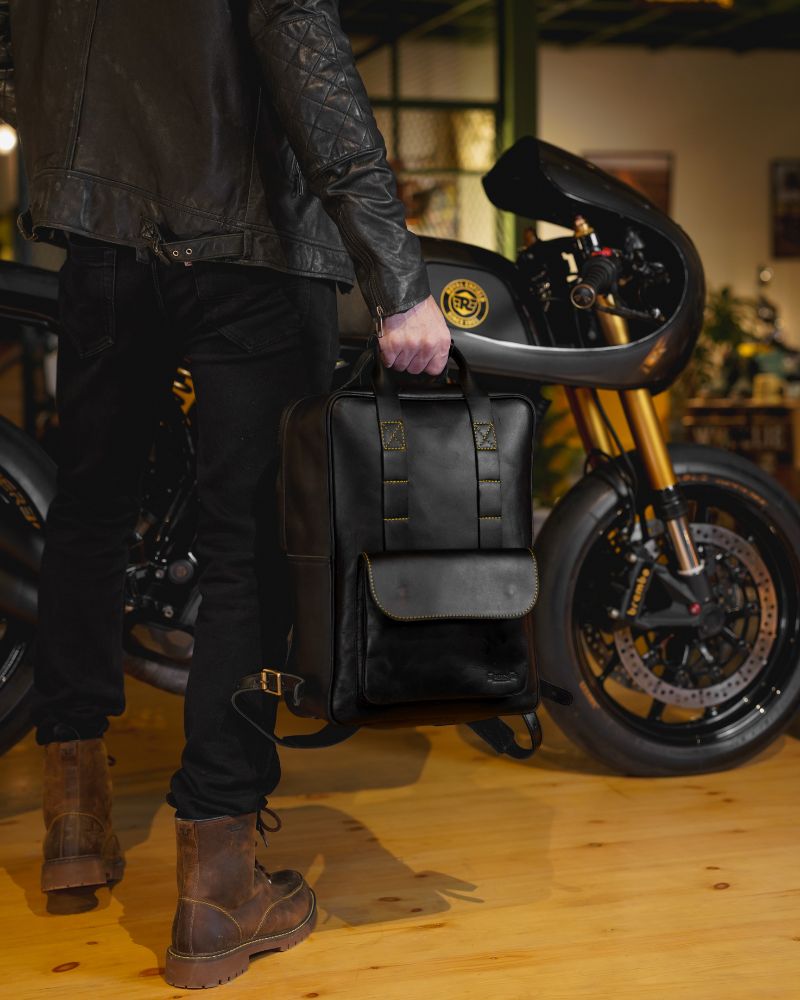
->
[41, 738, 124, 892]
[165, 812, 316, 989]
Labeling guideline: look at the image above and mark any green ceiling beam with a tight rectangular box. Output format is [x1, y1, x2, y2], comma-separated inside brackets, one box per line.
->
[662, 0, 800, 47]
[576, 5, 671, 45]
[538, 0, 596, 23]
[499, 0, 538, 257]
[354, 0, 493, 60]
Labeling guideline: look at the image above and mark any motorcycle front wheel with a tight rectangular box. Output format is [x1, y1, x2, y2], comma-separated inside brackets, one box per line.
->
[534, 444, 800, 776]
[0, 416, 55, 754]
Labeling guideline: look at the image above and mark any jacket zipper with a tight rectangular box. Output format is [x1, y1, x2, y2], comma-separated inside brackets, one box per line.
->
[290, 155, 305, 197]
[337, 210, 385, 333]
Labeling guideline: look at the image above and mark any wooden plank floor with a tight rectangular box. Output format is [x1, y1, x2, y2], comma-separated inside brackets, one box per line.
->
[1, 676, 799, 1000]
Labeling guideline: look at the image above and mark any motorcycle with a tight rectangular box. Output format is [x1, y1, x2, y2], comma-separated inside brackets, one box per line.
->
[1, 137, 799, 774]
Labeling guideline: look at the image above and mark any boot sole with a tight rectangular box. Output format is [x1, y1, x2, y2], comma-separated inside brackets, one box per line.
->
[41, 854, 125, 892]
[164, 890, 317, 989]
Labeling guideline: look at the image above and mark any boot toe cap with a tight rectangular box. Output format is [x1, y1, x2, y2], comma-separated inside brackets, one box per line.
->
[268, 868, 306, 895]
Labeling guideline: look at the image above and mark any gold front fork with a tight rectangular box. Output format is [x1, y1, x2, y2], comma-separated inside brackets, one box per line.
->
[595, 297, 676, 489]
[597, 294, 703, 575]
[565, 386, 614, 459]
[572, 294, 704, 576]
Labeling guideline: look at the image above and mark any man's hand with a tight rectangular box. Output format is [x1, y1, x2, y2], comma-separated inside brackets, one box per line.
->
[379, 295, 451, 375]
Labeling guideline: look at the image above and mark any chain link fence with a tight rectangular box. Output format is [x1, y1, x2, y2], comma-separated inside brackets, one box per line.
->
[375, 105, 499, 250]
[364, 7, 503, 254]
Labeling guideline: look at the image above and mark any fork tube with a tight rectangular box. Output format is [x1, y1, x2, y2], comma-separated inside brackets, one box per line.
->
[565, 387, 614, 462]
[595, 294, 704, 577]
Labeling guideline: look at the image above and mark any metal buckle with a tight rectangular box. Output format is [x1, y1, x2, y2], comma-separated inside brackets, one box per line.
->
[259, 669, 283, 697]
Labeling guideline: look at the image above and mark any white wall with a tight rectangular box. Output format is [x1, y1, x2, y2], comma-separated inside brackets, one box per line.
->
[359, 38, 498, 102]
[363, 41, 800, 343]
[539, 47, 800, 344]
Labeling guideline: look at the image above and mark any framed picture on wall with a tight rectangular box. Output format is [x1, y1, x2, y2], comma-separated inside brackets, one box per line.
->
[771, 160, 800, 258]
[583, 151, 673, 215]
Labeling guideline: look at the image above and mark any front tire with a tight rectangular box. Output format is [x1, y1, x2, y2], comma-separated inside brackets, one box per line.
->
[534, 444, 800, 776]
[0, 417, 55, 754]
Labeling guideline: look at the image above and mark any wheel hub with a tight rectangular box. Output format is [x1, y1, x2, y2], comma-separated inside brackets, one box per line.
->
[697, 603, 726, 639]
[614, 523, 777, 708]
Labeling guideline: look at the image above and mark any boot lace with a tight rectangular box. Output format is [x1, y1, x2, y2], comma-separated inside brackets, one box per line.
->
[255, 803, 282, 884]
[256, 803, 282, 846]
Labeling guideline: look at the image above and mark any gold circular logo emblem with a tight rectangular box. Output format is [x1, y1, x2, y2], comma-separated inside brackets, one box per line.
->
[440, 278, 489, 329]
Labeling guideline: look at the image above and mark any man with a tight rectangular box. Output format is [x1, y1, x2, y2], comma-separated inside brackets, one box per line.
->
[0, 0, 451, 989]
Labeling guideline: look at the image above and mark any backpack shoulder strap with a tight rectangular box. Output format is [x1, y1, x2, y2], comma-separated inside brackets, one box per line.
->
[467, 711, 543, 760]
[232, 672, 359, 749]
[234, 673, 550, 760]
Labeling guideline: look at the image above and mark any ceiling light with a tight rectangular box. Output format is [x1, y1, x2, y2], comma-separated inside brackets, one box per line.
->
[0, 124, 18, 154]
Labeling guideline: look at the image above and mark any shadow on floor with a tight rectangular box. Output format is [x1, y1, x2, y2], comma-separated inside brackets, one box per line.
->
[460, 704, 800, 777]
[0, 763, 169, 919]
[457, 709, 616, 777]
[114, 797, 555, 973]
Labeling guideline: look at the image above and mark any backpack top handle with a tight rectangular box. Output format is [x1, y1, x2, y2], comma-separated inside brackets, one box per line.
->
[346, 339, 504, 550]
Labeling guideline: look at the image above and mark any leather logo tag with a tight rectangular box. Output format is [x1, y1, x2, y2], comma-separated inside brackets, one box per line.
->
[380, 420, 407, 451]
[472, 421, 497, 451]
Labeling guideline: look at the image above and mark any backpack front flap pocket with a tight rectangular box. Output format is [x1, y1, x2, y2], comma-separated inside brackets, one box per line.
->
[357, 548, 538, 706]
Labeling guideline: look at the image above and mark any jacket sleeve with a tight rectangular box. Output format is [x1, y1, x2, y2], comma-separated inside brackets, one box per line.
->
[248, 0, 431, 320]
[0, 1, 14, 128]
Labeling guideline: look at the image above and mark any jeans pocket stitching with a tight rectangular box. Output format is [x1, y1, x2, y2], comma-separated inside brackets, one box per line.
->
[102, 249, 116, 343]
[59, 248, 117, 359]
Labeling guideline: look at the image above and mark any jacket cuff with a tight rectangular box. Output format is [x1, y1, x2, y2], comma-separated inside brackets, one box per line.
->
[373, 266, 432, 319]
[326, 154, 433, 320]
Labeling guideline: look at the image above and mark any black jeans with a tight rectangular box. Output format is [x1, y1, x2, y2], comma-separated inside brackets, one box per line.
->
[33, 238, 339, 818]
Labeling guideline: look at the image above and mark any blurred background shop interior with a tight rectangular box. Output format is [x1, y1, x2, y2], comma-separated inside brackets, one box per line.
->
[1, 0, 799, 500]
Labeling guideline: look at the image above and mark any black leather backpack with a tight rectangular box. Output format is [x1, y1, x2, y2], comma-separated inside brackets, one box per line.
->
[233, 344, 570, 759]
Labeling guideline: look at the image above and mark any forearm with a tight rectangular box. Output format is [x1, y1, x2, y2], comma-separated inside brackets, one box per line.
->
[248, 0, 430, 317]
[0, 1, 16, 128]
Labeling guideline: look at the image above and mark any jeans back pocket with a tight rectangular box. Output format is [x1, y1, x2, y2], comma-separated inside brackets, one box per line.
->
[192, 262, 309, 356]
[58, 241, 117, 359]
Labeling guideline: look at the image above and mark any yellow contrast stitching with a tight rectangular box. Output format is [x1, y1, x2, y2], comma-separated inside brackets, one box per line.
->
[168, 894, 316, 962]
[479, 515, 502, 520]
[362, 549, 539, 621]
[472, 420, 497, 451]
[181, 897, 243, 934]
[46, 811, 105, 832]
[478, 479, 501, 484]
[253, 880, 306, 937]
[383, 479, 408, 484]
[383, 516, 409, 521]
[380, 419, 406, 451]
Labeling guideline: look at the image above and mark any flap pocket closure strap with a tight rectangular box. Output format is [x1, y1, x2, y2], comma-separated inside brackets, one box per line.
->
[362, 548, 539, 622]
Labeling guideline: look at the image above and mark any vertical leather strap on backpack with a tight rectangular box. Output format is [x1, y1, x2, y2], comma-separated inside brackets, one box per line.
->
[366, 341, 503, 549]
[463, 393, 503, 548]
[449, 345, 504, 548]
[373, 359, 410, 550]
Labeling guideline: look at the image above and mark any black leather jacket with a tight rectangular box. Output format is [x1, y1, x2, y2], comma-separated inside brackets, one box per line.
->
[0, 0, 431, 320]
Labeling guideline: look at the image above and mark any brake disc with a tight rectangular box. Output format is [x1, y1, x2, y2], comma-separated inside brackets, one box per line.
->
[614, 523, 778, 708]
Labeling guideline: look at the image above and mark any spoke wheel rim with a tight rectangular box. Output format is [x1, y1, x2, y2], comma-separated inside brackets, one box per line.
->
[0, 470, 40, 714]
[573, 481, 800, 747]
[615, 522, 777, 708]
